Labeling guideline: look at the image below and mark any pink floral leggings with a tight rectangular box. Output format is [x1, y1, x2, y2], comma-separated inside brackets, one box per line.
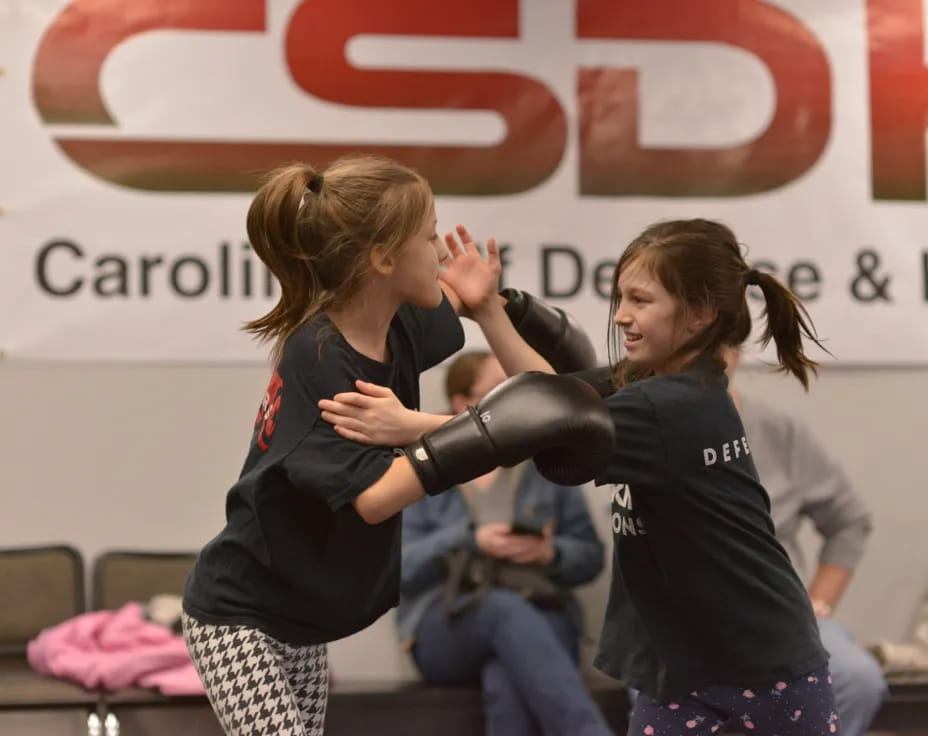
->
[629, 667, 839, 735]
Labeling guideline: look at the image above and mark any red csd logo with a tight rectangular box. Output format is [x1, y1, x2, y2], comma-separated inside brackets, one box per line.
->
[255, 370, 284, 451]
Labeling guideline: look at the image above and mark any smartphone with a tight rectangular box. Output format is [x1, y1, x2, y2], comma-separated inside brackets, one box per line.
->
[510, 521, 545, 537]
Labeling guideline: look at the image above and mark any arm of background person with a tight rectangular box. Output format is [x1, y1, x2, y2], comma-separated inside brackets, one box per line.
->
[790, 417, 874, 613]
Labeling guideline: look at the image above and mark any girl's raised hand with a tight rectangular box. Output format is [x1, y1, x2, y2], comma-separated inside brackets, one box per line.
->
[440, 225, 501, 317]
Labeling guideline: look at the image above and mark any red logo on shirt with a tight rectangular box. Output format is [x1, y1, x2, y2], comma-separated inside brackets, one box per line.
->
[254, 370, 283, 451]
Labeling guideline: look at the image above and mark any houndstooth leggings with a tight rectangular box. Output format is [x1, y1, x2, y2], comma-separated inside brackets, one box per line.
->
[182, 613, 328, 736]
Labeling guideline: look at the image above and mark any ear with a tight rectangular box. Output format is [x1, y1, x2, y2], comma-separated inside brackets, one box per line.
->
[687, 306, 718, 335]
[369, 244, 396, 277]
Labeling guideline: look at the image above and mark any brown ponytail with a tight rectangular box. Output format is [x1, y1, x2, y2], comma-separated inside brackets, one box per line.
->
[749, 270, 827, 389]
[243, 164, 322, 354]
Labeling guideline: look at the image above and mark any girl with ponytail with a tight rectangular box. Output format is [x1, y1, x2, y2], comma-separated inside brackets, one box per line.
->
[310, 215, 842, 733]
[181, 154, 507, 735]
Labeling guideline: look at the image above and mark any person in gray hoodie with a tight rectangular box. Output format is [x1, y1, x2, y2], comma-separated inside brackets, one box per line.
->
[724, 345, 888, 736]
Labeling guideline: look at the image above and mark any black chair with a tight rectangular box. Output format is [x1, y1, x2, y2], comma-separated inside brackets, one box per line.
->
[91, 549, 197, 611]
[0, 545, 100, 735]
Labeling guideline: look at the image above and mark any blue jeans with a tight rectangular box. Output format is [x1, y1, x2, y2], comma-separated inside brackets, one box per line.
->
[412, 589, 613, 736]
[817, 618, 887, 736]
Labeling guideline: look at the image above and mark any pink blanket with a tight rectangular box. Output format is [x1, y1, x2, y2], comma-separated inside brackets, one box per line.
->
[27, 602, 204, 695]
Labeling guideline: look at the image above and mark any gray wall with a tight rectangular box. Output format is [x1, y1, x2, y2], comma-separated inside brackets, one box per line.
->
[2, 358, 926, 680]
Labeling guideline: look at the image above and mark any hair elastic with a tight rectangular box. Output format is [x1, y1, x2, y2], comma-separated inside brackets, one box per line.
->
[307, 172, 324, 193]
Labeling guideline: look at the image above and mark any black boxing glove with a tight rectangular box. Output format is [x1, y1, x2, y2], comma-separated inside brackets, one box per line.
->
[404, 372, 615, 494]
[501, 288, 598, 372]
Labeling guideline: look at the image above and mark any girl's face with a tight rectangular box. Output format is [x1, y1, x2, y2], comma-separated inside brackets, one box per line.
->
[387, 202, 447, 308]
[613, 258, 705, 372]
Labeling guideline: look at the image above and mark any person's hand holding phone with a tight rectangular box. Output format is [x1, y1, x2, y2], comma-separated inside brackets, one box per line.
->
[476, 522, 555, 565]
[475, 522, 515, 559]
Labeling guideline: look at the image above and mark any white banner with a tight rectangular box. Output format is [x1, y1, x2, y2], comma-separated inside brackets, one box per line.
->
[2, 0, 927, 363]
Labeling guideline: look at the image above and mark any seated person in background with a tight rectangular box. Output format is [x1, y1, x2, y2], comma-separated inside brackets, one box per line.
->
[725, 345, 888, 736]
[396, 351, 612, 736]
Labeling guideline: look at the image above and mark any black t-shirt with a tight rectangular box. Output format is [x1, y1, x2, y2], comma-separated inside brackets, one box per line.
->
[183, 297, 464, 645]
[593, 361, 827, 698]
